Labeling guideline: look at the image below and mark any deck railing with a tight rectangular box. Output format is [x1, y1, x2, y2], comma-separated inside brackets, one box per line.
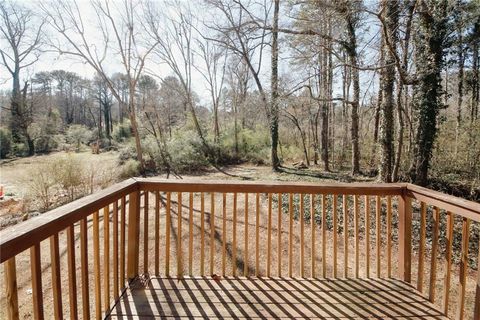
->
[0, 179, 479, 319]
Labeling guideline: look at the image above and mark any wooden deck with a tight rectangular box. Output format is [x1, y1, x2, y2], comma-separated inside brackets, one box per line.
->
[108, 277, 447, 319]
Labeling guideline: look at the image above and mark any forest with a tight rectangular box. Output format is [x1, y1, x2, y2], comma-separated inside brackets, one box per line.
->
[1, 0, 479, 197]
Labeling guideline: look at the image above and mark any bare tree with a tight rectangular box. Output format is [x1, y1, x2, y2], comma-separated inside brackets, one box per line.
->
[0, 0, 44, 155]
[43, 0, 158, 175]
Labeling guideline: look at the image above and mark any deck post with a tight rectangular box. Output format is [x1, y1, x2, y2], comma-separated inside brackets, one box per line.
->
[127, 190, 141, 280]
[5, 257, 19, 320]
[398, 193, 412, 283]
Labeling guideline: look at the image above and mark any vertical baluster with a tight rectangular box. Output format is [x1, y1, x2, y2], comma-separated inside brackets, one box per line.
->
[321, 194, 326, 278]
[429, 207, 440, 303]
[80, 218, 90, 320]
[51, 233, 63, 320]
[155, 192, 160, 276]
[143, 192, 149, 274]
[255, 193, 260, 276]
[386, 196, 392, 278]
[5, 257, 19, 320]
[244, 193, 249, 277]
[165, 192, 171, 276]
[278, 193, 282, 277]
[210, 192, 215, 275]
[113, 200, 119, 299]
[267, 193, 272, 277]
[30, 243, 44, 320]
[189, 192, 194, 276]
[93, 211, 102, 319]
[473, 237, 480, 320]
[200, 192, 205, 276]
[222, 193, 227, 276]
[376, 196, 381, 278]
[232, 192, 238, 276]
[288, 193, 293, 277]
[311, 194, 316, 278]
[177, 192, 183, 277]
[417, 202, 426, 291]
[398, 195, 412, 283]
[120, 197, 126, 287]
[456, 218, 470, 320]
[443, 211, 454, 315]
[354, 195, 359, 278]
[300, 193, 305, 277]
[343, 195, 348, 278]
[365, 195, 370, 278]
[67, 225, 78, 319]
[333, 195, 338, 278]
[103, 206, 110, 314]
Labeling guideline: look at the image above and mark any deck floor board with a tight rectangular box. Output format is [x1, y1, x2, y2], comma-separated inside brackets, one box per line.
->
[108, 277, 447, 319]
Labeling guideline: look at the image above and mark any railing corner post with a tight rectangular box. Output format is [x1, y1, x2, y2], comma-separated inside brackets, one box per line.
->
[398, 192, 412, 283]
[127, 189, 141, 280]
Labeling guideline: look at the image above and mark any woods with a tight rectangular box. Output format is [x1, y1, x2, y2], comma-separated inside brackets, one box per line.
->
[1, 0, 479, 188]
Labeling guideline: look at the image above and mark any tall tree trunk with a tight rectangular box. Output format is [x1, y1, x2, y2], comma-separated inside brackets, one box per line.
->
[379, 0, 398, 182]
[270, 0, 281, 170]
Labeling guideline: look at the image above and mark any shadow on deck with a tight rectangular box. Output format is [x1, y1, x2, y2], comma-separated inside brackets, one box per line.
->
[108, 276, 447, 319]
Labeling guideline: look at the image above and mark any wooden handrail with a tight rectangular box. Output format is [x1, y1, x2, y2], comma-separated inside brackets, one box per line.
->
[0, 178, 138, 264]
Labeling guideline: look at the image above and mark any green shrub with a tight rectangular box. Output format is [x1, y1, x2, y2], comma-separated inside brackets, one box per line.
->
[66, 125, 93, 152]
[0, 128, 12, 158]
[119, 159, 141, 179]
[34, 135, 58, 153]
[167, 131, 209, 173]
[12, 142, 28, 157]
[53, 155, 87, 201]
[112, 120, 132, 142]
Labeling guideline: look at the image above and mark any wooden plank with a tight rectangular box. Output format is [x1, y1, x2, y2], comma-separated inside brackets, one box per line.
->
[354, 195, 359, 278]
[67, 225, 78, 320]
[210, 192, 215, 275]
[127, 191, 140, 279]
[343, 195, 348, 278]
[456, 218, 470, 320]
[442, 211, 453, 315]
[103, 206, 110, 314]
[165, 192, 171, 276]
[289, 193, 293, 277]
[93, 211, 102, 319]
[138, 178, 406, 196]
[417, 202, 426, 292]
[300, 193, 305, 277]
[474, 237, 480, 320]
[113, 200, 119, 299]
[321, 194, 326, 278]
[233, 192, 238, 277]
[386, 196, 392, 278]
[398, 195, 412, 283]
[0, 178, 137, 264]
[406, 183, 480, 222]
[4, 257, 19, 320]
[80, 218, 90, 320]
[256, 193, 260, 277]
[376, 196, 381, 278]
[365, 195, 370, 278]
[143, 192, 149, 274]
[333, 195, 338, 278]
[200, 193, 205, 276]
[278, 193, 282, 277]
[189, 192, 194, 276]
[222, 193, 227, 276]
[120, 197, 126, 287]
[244, 193, 249, 277]
[177, 192, 183, 278]
[429, 206, 440, 303]
[267, 193, 272, 277]
[50, 233, 63, 320]
[311, 194, 316, 278]
[30, 244, 44, 320]
[154, 192, 160, 276]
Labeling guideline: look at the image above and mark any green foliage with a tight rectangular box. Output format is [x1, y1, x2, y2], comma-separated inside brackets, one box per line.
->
[112, 120, 132, 142]
[66, 125, 93, 152]
[119, 159, 141, 179]
[218, 125, 271, 164]
[167, 130, 209, 173]
[12, 142, 28, 157]
[0, 128, 12, 158]
[53, 155, 88, 201]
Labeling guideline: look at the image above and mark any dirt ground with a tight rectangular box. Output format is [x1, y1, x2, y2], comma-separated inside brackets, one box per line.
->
[0, 161, 478, 319]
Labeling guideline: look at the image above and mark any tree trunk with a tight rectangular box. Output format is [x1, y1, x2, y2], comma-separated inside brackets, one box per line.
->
[270, 0, 281, 170]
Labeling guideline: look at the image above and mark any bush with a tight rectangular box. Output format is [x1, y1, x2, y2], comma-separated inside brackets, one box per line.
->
[53, 155, 88, 201]
[112, 120, 132, 142]
[0, 128, 12, 158]
[12, 142, 28, 157]
[167, 131, 209, 173]
[119, 159, 141, 179]
[27, 162, 57, 211]
[66, 125, 93, 152]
